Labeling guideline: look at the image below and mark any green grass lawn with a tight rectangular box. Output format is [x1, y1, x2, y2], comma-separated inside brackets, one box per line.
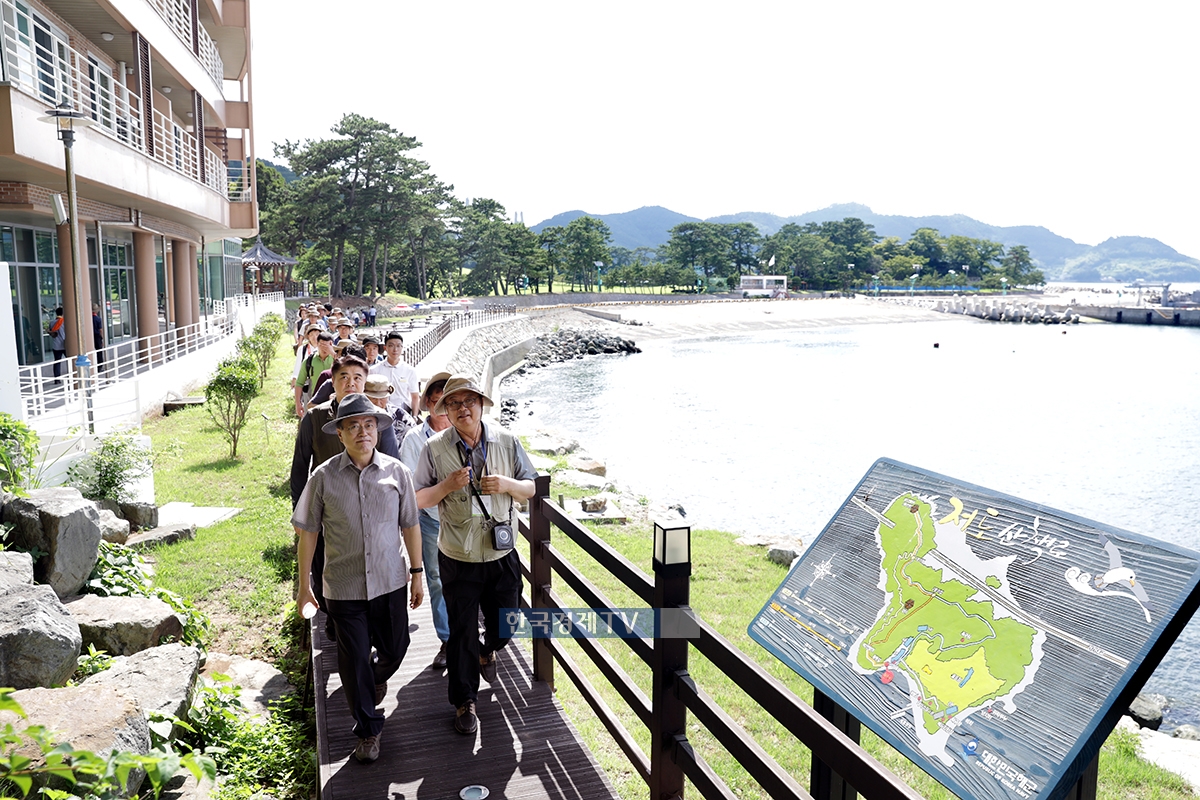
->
[135, 339, 1193, 800]
[144, 335, 307, 680]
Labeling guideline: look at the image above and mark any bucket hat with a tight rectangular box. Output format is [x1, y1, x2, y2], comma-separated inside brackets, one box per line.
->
[364, 375, 392, 399]
[422, 371, 452, 403]
[321, 393, 395, 434]
[433, 374, 493, 415]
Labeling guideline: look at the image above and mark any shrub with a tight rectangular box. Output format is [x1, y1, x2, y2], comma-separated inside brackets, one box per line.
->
[0, 414, 39, 496]
[206, 355, 260, 458]
[235, 333, 274, 387]
[65, 430, 152, 505]
[255, 312, 287, 341]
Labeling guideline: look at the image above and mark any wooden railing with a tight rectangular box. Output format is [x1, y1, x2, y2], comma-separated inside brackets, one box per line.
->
[519, 474, 924, 800]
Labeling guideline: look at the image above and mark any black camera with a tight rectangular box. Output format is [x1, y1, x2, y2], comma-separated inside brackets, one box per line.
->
[491, 521, 515, 551]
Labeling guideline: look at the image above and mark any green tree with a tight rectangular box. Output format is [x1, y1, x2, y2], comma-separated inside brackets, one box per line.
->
[998, 245, 1044, 286]
[206, 356, 260, 458]
[561, 217, 612, 292]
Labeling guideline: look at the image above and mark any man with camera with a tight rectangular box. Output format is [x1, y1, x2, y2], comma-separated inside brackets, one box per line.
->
[412, 375, 536, 735]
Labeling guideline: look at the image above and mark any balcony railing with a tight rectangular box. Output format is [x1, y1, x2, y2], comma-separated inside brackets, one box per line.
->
[0, 0, 239, 201]
[226, 160, 253, 202]
[197, 26, 223, 85]
[148, 0, 224, 86]
[0, 0, 144, 149]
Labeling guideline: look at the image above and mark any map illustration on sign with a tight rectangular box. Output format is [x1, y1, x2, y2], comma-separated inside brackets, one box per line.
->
[749, 459, 1200, 800]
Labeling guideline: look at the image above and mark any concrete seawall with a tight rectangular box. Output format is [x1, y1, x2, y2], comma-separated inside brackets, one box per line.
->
[1076, 306, 1200, 326]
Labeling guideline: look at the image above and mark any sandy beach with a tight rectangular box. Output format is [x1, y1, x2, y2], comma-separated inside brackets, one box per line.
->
[553, 295, 951, 341]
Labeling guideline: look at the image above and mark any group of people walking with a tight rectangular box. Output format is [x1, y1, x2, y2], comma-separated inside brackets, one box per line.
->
[287, 302, 537, 764]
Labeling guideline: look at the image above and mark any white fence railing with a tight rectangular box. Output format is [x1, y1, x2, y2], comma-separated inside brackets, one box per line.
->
[148, 0, 224, 86]
[196, 25, 223, 86]
[17, 293, 285, 434]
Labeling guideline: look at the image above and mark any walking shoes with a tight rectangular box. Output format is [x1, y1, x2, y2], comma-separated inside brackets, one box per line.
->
[355, 733, 381, 763]
[479, 651, 497, 683]
[455, 701, 478, 735]
[432, 642, 447, 670]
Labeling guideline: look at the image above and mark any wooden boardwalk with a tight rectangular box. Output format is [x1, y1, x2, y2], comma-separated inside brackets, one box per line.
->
[312, 597, 619, 800]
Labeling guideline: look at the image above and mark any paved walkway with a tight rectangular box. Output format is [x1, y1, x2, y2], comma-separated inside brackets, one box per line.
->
[312, 592, 618, 800]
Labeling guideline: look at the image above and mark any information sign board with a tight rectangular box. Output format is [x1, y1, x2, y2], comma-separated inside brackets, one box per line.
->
[749, 458, 1200, 800]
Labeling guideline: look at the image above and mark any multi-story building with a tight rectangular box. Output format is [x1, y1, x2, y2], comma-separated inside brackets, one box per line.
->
[0, 0, 256, 373]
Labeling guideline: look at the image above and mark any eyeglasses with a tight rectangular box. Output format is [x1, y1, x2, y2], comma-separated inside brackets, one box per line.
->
[443, 396, 480, 411]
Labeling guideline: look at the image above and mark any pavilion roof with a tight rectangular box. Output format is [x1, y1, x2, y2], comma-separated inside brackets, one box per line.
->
[241, 237, 297, 266]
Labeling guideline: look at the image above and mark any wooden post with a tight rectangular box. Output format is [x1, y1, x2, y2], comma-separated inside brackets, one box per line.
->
[810, 688, 861, 800]
[650, 543, 690, 800]
[529, 474, 553, 688]
[1063, 753, 1098, 800]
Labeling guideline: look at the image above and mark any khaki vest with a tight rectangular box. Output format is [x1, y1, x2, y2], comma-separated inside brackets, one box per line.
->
[427, 425, 519, 563]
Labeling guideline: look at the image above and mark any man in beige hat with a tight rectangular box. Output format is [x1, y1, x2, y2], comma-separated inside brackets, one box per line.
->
[364, 374, 417, 441]
[412, 374, 537, 734]
[399, 371, 452, 669]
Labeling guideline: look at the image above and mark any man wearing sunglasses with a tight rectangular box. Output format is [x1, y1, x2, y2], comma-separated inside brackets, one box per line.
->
[412, 375, 537, 736]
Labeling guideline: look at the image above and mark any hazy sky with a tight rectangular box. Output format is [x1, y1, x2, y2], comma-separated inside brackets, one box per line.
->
[250, 1, 1198, 257]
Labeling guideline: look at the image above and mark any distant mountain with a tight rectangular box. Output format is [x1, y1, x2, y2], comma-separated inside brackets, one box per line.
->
[260, 158, 297, 183]
[1057, 237, 1200, 283]
[532, 206, 699, 249]
[532, 203, 1199, 282]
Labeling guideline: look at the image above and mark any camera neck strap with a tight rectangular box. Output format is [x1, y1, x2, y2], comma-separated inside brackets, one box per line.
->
[458, 436, 499, 523]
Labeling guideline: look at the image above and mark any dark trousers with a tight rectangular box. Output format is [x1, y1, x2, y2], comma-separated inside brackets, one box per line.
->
[324, 588, 411, 738]
[440, 549, 522, 708]
[52, 349, 66, 378]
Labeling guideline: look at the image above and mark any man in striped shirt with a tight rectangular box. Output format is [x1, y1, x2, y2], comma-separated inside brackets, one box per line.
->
[294, 393, 424, 764]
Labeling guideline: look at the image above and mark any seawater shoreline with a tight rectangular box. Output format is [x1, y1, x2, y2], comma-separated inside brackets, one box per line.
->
[467, 296, 1200, 787]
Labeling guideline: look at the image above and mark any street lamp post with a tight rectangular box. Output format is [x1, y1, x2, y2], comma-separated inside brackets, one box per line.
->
[1001, 277, 1008, 296]
[247, 265, 260, 320]
[40, 100, 94, 395]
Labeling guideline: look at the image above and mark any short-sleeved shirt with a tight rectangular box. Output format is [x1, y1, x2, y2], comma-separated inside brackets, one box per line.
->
[291, 450, 419, 601]
[370, 358, 419, 413]
[298, 352, 334, 391]
[401, 422, 440, 522]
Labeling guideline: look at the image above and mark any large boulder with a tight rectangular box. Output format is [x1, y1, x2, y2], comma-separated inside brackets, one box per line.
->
[65, 594, 184, 656]
[567, 455, 607, 476]
[119, 501, 159, 530]
[96, 508, 131, 544]
[0, 584, 82, 688]
[1129, 693, 1167, 730]
[554, 469, 613, 491]
[84, 643, 201, 736]
[0, 550, 35, 588]
[0, 684, 150, 797]
[526, 433, 580, 456]
[2, 487, 102, 598]
[202, 653, 295, 720]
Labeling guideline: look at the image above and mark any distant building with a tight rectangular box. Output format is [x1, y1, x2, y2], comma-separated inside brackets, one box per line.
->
[1, 0, 257, 369]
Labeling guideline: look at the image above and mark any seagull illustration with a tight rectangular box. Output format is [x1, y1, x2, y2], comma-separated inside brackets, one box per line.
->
[1063, 534, 1153, 623]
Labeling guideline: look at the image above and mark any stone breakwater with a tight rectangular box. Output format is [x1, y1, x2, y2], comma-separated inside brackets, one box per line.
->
[875, 295, 1081, 324]
[519, 329, 641, 369]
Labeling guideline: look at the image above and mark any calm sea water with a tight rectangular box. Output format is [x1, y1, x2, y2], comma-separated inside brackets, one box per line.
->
[503, 317, 1200, 727]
